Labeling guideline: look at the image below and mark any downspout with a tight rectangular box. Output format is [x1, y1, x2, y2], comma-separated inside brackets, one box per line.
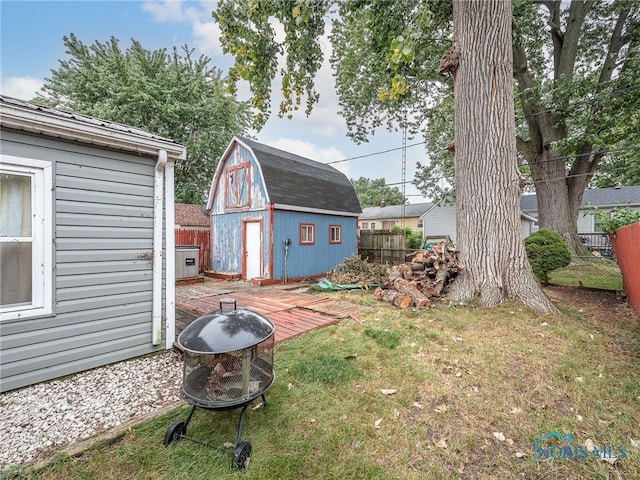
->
[164, 158, 176, 349]
[152, 150, 167, 346]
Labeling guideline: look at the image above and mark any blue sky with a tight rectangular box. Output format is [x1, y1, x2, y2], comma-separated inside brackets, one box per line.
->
[0, 0, 429, 201]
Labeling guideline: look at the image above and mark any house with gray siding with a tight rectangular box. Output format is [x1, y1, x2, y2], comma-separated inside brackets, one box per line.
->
[0, 96, 186, 392]
[419, 201, 537, 243]
[520, 186, 640, 233]
[206, 137, 361, 283]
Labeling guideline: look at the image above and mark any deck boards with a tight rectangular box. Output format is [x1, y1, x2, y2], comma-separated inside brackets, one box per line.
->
[175, 281, 352, 343]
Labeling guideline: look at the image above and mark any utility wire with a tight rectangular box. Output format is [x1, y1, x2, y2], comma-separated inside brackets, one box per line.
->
[326, 140, 426, 165]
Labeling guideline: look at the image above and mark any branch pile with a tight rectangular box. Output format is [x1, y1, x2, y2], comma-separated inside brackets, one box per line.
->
[374, 242, 463, 309]
[325, 255, 389, 286]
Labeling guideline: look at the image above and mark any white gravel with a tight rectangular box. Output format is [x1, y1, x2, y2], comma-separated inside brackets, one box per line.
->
[0, 350, 183, 471]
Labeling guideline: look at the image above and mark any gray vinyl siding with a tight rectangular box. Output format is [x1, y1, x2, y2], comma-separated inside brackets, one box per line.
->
[0, 129, 164, 392]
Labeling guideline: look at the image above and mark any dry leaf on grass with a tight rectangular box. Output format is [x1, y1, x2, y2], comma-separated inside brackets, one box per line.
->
[493, 432, 506, 442]
[434, 404, 448, 414]
[374, 418, 382, 428]
[435, 438, 448, 448]
[380, 389, 397, 395]
[515, 451, 527, 458]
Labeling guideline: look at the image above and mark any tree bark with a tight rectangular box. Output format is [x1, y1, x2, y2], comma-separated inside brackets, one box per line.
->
[447, 0, 558, 314]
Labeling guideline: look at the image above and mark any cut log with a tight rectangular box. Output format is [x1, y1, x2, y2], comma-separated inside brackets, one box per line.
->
[392, 278, 432, 307]
[380, 289, 414, 309]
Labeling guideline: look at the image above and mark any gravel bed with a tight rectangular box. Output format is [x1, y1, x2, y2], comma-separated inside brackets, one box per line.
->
[0, 350, 183, 472]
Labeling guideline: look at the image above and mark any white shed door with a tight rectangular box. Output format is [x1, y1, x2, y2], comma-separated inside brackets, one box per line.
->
[244, 221, 261, 279]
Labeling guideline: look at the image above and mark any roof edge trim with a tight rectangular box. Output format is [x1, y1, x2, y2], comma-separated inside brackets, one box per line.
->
[1, 103, 187, 161]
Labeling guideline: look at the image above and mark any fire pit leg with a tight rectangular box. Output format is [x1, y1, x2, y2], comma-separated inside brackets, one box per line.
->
[235, 403, 250, 445]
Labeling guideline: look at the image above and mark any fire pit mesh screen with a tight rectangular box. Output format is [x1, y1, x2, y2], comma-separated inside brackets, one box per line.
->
[181, 340, 274, 408]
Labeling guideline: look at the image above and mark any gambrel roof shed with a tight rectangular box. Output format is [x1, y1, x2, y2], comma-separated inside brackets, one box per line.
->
[205, 137, 361, 283]
[208, 137, 361, 215]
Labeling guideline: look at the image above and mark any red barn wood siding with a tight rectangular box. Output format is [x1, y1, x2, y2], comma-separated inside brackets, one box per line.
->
[610, 222, 640, 315]
[175, 228, 211, 272]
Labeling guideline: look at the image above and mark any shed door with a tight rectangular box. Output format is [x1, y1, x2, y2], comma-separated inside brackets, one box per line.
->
[244, 220, 261, 279]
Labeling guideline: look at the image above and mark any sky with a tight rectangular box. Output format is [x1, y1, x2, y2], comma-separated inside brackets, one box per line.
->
[0, 0, 431, 202]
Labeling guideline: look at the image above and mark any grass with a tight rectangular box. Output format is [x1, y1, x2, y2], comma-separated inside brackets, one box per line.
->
[22, 288, 640, 480]
[548, 257, 623, 290]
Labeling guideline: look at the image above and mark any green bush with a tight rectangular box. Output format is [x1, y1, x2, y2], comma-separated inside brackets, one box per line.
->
[593, 206, 640, 234]
[525, 229, 572, 284]
[391, 225, 423, 249]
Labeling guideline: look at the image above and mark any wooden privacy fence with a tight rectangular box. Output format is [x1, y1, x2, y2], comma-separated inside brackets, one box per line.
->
[175, 228, 211, 272]
[359, 230, 408, 265]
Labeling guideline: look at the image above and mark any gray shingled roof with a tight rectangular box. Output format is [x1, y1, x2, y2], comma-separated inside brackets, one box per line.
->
[521, 186, 640, 211]
[360, 202, 433, 220]
[239, 137, 362, 214]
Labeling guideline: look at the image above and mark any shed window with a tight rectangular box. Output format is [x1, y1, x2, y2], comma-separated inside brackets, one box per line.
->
[329, 225, 342, 244]
[0, 155, 53, 321]
[300, 224, 315, 245]
[225, 163, 250, 209]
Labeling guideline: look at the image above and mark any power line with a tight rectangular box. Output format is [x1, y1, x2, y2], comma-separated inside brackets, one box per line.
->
[326, 140, 425, 165]
[516, 145, 640, 167]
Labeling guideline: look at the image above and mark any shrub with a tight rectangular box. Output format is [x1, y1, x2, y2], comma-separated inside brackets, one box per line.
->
[525, 229, 572, 284]
[593, 206, 640, 234]
[391, 225, 423, 249]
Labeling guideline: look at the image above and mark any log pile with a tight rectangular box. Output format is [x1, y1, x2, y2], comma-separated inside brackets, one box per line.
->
[374, 242, 463, 309]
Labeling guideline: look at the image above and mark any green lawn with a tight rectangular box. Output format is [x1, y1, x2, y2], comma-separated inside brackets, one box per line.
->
[24, 287, 640, 480]
[548, 257, 623, 291]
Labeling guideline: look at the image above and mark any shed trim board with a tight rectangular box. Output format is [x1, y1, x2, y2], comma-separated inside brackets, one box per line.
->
[0, 96, 186, 392]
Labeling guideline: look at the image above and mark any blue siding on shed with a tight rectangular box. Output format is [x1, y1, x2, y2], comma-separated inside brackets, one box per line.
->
[211, 210, 269, 274]
[272, 211, 357, 279]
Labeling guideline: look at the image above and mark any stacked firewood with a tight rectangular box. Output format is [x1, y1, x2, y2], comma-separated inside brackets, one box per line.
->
[374, 242, 463, 309]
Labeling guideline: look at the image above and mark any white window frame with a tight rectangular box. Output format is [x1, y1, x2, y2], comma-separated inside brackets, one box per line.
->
[0, 154, 53, 320]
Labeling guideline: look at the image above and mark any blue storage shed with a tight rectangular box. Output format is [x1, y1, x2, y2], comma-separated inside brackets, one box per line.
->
[205, 137, 361, 283]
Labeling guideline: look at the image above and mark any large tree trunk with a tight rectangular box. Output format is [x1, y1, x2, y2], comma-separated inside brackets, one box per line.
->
[447, 0, 557, 314]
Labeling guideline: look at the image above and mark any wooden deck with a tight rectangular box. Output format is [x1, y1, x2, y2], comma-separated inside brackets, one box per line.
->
[175, 281, 355, 344]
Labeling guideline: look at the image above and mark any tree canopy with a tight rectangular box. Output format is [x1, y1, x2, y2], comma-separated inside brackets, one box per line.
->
[35, 34, 254, 204]
[214, 0, 640, 254]
[351, 177, 406, 208]
[215, 0, 558, 312]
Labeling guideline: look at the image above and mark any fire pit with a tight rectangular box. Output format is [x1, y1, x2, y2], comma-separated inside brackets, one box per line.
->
[164, 299, 275, 469]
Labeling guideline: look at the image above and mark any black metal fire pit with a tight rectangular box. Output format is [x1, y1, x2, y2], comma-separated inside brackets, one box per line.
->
[164, 299, 275, 469]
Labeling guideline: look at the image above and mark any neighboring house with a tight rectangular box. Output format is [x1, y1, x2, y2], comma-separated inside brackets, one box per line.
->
[175, 203, 211, 273]
[520, 186, 640, 233]
[0, 96, 186, 392]
[419, 202, 537, 244]
[205, 137, 361, 283]
[359, 202, 431, 232]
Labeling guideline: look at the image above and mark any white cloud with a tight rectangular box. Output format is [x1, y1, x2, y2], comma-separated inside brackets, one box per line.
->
[266, 138, 350, 177]
[0, 75, 43, 100]
[142, 0, 190, 23]
[143, 1, 223, 56]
